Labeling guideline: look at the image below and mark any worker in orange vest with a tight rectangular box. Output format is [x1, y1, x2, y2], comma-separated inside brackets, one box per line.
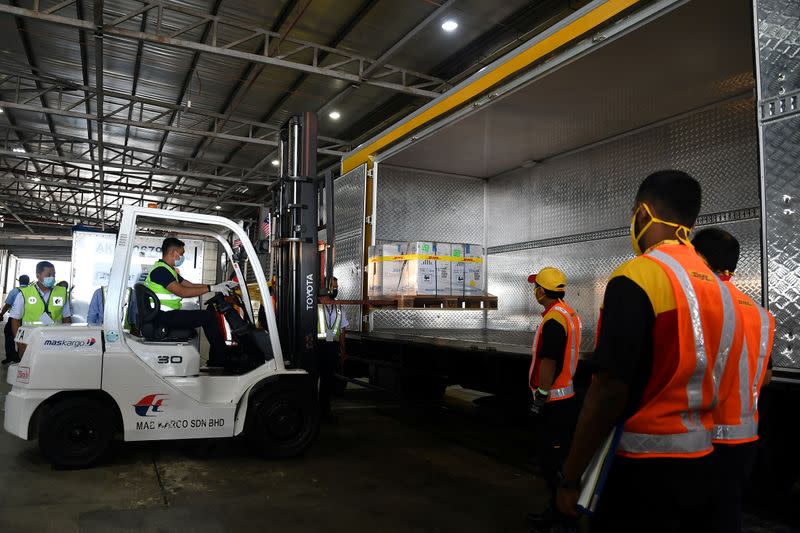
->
[525, 267, 582, 531]
[556, 170, 742, 532]
[692, 228, 775, 533]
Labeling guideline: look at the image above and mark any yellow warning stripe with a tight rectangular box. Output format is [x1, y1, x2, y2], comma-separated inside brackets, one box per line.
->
[342, 0, 639, 174]
[368, 254, 483, 263]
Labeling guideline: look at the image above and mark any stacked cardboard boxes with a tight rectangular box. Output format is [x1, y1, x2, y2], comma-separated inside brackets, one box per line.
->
[367, 241, 485, 298]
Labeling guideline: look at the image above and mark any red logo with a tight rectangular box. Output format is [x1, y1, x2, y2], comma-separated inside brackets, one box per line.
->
[133, 394, 168, 417]
[16, 366, 30, 384]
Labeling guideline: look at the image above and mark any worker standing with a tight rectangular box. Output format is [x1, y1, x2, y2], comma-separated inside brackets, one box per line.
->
[144, 237, 237, 367]
[317, 276, 348, 422]
[0, 274, 30, 364]
[525, 267, 582, 533]
[87, 286, 106, 326]
[555, 170, 741, 533]
[693, 228, 775, 533]
[10, 262, 73, 358]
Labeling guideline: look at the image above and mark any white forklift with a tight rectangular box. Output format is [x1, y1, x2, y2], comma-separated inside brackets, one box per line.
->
[4, 113, 326, 468]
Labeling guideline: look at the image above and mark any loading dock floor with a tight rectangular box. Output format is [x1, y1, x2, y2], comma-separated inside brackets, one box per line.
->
[1, 367, 797, 532]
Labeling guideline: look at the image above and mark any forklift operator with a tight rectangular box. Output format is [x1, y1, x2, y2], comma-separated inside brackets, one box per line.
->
[145, 237, 237, 367]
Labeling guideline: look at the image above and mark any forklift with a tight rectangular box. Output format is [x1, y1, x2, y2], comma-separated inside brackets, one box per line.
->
[3, 113, 328, 468]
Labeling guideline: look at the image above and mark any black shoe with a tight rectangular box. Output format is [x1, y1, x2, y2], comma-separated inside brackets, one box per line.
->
[1, 358, 9, 365]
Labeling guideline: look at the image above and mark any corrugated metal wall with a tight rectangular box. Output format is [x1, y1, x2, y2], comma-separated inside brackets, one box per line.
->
[486, 99, 762, 346]
[373, 166, 486, 329]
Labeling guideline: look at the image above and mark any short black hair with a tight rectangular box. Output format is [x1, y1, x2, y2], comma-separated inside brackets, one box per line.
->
[161, 237, 185, 257]
[635, 170, 702, 227]
[36, 261, 54, 275]
[18, 275, 29, 286]
[692, 228, 740, 273]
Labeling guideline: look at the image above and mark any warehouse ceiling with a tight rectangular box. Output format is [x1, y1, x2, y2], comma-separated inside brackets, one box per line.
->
[0, 0, 592, 234]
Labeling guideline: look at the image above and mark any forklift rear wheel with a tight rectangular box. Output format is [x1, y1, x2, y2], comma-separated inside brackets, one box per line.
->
[38, 397, 114, 469]
[245, 381, 319, 459]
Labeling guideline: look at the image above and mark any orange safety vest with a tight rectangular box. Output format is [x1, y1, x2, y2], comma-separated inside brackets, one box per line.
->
[713, 281, 775, 444]
[529, 301, 582, 402]
[617, 243, 738, 459]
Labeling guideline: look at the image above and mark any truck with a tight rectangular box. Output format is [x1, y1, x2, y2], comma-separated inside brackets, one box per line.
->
[329, 0, 800, 491]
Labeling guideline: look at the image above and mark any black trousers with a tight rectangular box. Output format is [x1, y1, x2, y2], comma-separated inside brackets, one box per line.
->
[591, 454, 715, 533]
[318, 341, 340, 415]
[3, 320, 17, 362]
[711, 442, 757, 533]
[538, 396, 579, 492]
[156, 309, 226, 365]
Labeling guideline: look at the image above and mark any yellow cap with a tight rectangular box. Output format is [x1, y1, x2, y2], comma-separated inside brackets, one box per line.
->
[527, 267, 567, 292]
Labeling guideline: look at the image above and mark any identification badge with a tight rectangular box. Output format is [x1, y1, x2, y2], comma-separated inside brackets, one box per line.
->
[326, 330, 334, 342]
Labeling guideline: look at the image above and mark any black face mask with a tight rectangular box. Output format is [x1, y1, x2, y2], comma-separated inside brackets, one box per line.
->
[329, 289, 338, 299]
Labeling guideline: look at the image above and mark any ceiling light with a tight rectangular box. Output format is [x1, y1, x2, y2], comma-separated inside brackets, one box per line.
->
[45, 196, 52, 201]
[214, 204, 221, 210]
[328, 111, 341, 120]
[32, 177, 41, 182]
[271, 159, 280, 167]
[441, 19, 458, 32]
[12, 147, 26, 153]
[0, 108, 4, 113]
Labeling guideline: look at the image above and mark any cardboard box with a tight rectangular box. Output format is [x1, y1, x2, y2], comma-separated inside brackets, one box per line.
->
[451, 243, 465, 296]
[464, 243, 484, 295]
[405, 241, 436, 295]
[368, 242, 407, 297]
[434, 242, 452, 296]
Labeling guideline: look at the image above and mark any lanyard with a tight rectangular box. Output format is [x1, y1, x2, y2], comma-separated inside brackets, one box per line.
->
[35, 285, 52, 317]
[324, 305, 337, 329]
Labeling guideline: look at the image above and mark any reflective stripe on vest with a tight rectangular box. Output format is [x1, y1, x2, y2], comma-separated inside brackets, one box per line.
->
[710, 276, 737, 408]
[619, 429, 712, 456]
[528, 302, 581, 403]
[714, 297, 772, 443]
[617, 246, 734, 458]
[648, 249, 708, 433]
[19, 284, 67, 325]
[144, 261, 182, 311]
[548, 305, 581, 401]
[317, 304, 342, 340]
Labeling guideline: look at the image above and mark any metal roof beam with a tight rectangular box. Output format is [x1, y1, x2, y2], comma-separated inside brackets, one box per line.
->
[0, 71, 350, 148]
[0, 124, 265, 178]
[0, 148, 271, 185]
[0, 2, 443, 98]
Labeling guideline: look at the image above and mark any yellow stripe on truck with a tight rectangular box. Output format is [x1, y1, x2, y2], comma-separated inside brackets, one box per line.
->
[342, 0, 640, 174]
[368, 254, 484, 263]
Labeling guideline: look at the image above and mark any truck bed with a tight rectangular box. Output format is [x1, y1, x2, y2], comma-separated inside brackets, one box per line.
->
[348, 328, 534, 356]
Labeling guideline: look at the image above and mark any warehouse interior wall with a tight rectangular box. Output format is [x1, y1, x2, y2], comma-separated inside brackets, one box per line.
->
[372, 165, 487, 329]
[485, 98, 762, 347]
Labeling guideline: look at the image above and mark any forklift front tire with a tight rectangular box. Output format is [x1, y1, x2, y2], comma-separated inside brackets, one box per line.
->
[245, 380, 319, 459]
[38, 396, 115, 469]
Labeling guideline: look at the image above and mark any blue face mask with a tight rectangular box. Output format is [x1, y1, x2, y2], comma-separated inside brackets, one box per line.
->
[43, 277, 56, 288]
[175, 255, 185, 267]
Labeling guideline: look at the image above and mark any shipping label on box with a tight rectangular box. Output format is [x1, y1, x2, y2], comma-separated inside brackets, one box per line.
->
[434, 242, 452, 296]
[406, 241, 436, 295]
[464, 244, 484, 295]
[451, 244, 465, 296]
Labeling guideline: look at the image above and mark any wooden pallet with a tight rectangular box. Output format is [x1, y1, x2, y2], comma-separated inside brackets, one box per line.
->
[324, 295, 498, 310]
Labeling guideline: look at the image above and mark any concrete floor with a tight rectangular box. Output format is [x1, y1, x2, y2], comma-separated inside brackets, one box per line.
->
[0, 369, 543, 533]
[1, 367, 798, 533]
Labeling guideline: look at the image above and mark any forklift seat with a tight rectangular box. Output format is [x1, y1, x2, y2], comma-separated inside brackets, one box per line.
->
[131, 283, 196, 342]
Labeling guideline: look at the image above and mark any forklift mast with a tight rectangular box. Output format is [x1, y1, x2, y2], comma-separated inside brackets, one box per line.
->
[273, 112, 320, 372]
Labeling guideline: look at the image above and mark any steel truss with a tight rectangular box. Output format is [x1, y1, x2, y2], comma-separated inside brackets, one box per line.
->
[0, 1, 445, 98]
